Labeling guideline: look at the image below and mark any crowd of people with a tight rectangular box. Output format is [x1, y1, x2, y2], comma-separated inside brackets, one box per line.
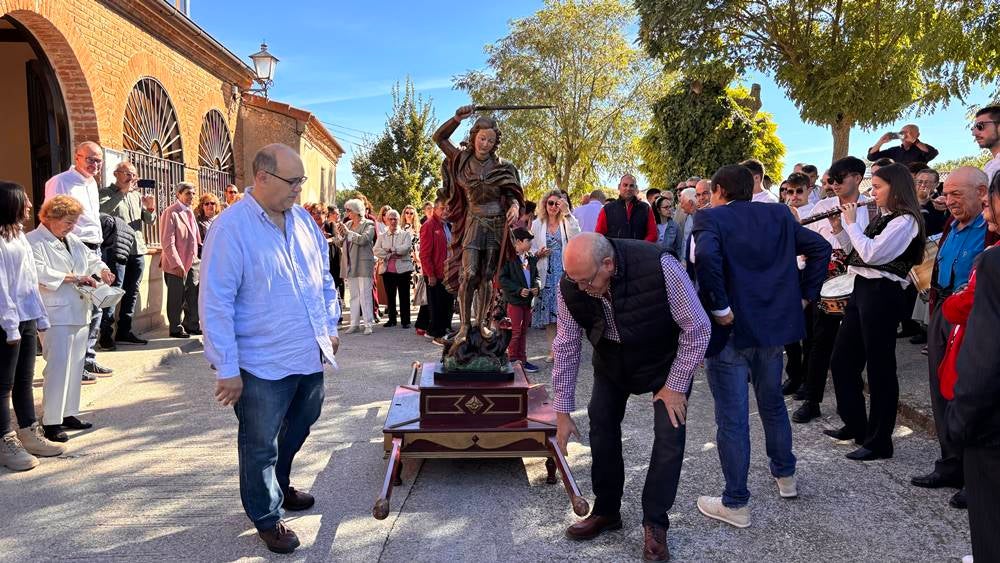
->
[2, 106, 1000, 560]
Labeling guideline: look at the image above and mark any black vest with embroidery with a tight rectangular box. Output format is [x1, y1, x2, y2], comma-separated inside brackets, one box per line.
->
[560, 239, 680, 394]
[602, 198, 651, 240]
[844, 212, 923, 279]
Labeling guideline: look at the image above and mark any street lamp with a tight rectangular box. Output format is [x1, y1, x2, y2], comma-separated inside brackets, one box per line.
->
[249, 42, 278, 97]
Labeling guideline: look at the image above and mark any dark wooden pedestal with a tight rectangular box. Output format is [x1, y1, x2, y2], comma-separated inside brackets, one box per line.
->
[373, 362, 589, 520]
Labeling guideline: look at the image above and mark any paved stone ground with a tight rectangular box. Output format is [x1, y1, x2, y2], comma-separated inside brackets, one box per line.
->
[0, 323, 971, 562]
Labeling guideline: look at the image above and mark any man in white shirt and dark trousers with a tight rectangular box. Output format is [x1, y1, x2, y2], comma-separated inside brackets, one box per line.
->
[572, 189, 606, 233]
[43, 141, 114, 380]
[201, 144, 341, 555]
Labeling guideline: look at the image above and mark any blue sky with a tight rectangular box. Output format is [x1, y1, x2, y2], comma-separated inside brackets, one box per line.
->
[192, 1, 994, 191]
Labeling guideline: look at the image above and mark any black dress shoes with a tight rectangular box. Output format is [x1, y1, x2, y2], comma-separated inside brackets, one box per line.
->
[43, 425, 68, 442]
[846, 446, 892, 461]
[170, 330, 190, 339]
[258, 520, 300, 554]
[792, 401, 821, 424]
[823, 426, 859, 441]
[116, 332, 149, 345]
[793, 387, 809, 401]
[565, 513, 623, 541]
[185, 328, 202, 335]
[98, 336, 117, 351]
[281, 487, 315, 511]
[910, 472, 962, 489]
[950, 488, 967, 509]
[62, 416, 93, 430]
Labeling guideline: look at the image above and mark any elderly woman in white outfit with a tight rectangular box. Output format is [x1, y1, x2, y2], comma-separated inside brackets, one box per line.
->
[336, 198, 376, 335]
[27, 195, 114, 442]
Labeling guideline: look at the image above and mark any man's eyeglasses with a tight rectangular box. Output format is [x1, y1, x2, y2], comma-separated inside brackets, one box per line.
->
[78, 155, 102, 165]
[784, 187, 805, 195]
[263, 169, 307, 188]
[915, 179, 937, 186]
[621, 183, 637, 188]
[564, 269, 600, 288]
[972, 120, 1000, 131]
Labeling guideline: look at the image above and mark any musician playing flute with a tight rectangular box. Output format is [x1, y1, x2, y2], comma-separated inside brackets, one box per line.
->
[791, 157, 873, 424]
[825, 163, 926, 461]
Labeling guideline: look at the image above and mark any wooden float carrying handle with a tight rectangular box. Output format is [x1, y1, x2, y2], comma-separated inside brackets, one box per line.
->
[547, 436, 590, 516]
[373, 437, 403, 520]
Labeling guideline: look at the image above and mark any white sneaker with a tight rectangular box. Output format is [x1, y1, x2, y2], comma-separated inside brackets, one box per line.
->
[775, 475, 798, 499]
[0, 431, 39, 471]
[697, 495, 750, 528]
[16, 423, 65, 457]
[363, 326, 373, 335]
[962, 556, 973, 563]
[344, 326, 357, 334]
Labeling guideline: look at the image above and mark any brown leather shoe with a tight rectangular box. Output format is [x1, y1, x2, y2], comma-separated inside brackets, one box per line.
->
[643, 523, 669, 562]
[257, 520, 300, 554]
[282, 486, 315, 511]
[564, 513, 622, 541]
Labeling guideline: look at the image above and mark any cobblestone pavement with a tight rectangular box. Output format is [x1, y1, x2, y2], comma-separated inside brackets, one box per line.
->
[0, 324, 970, 562]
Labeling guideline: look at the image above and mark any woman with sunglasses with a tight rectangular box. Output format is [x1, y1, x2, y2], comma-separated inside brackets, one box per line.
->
[195, 193, 221, 257]
[826, 163, 927, 460]
[531, 189, 581, 362]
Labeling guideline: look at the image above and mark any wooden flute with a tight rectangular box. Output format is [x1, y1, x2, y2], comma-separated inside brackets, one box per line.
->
[799, 200, 878, 226]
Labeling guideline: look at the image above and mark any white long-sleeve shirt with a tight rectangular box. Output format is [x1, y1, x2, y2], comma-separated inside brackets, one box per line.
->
[199, 189, 341, 380]
[0, 232, 49, 338]
[44, 167, 102, 245]
[835, 213, 918, 287]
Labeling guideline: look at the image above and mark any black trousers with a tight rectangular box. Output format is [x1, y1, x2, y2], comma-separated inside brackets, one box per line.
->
[927, 299, 964, 481]
[965, 447, 1000, 562]
[804, 307, 843, 403]
[589, 372, 685, 528]
[831, 276, 904, 454]
[783, 304, 814, 386]
[426, 278, 454, 338]
[900, 283, 920, 331]
[381, 271, 412, 325]
[164, 269, 199, 333]
[0, 320, 38, 432]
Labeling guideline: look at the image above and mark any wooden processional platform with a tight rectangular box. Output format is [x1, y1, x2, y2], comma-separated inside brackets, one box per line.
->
[373, 362, 589, 519]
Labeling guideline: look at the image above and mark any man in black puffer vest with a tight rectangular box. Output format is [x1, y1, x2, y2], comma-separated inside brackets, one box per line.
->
[554, 233, 710, 562]
[595, 174, 658, 242]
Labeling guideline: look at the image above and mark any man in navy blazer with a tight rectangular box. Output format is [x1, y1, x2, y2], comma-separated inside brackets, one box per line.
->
[691, 164, 830, 529]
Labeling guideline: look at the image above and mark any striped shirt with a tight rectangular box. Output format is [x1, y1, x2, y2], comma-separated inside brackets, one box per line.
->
[551, 253, 711, 413]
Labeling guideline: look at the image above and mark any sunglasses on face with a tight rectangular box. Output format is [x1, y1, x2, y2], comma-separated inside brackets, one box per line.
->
[79, 156, 102, 165]
[972, 120, 1000, 131]
[546, 200, 561, 207]
[204, 202, 217, 207]
[621, 183, 636, 188]
[784, 188, 805, 195]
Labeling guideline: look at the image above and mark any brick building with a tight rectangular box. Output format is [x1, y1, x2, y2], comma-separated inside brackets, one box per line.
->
[0, 0, 343, 331]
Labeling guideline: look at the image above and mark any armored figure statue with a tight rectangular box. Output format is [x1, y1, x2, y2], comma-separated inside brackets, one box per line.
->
[432, 105, 524, 368]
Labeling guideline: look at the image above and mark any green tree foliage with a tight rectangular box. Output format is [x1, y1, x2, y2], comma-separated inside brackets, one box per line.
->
[640, 81, 785, 186]
[350, 78, 442, 210]
[934, 150, 993, 172]
[455, 0, 662, 202]
[635, 0, 997, 161]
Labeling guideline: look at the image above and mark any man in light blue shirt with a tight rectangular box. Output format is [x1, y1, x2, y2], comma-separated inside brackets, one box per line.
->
[200, 143, 340, 555]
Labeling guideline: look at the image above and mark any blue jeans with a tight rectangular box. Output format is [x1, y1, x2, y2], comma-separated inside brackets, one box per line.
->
[705, 340, 796, 508]
[234, 370, 324, 531]
[101, 254, 145, 338]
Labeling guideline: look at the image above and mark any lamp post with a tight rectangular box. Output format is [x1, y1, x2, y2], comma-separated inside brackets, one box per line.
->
[249, 42, 278, 98]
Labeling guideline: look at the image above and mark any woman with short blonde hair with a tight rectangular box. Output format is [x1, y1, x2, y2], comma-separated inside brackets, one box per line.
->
[27, 195, 114, 443]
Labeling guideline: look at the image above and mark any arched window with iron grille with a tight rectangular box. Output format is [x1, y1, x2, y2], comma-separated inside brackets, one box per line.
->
[122, 77, 185, 246]
[197, 109, 235, 202]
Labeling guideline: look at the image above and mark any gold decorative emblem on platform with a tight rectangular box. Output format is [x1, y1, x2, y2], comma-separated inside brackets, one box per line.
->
[464, 395, 485, 413]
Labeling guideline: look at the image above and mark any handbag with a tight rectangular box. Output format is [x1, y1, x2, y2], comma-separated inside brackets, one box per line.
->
[413, 275, 428, 307]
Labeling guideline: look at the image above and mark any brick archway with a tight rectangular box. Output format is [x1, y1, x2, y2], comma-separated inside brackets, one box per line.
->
[1, 3, 100, 146]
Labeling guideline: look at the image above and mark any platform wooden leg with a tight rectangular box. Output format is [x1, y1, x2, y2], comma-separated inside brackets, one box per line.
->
[546, 436, 590, 516]
[545, 457, 557, 484]
[374, 437, 402, 520]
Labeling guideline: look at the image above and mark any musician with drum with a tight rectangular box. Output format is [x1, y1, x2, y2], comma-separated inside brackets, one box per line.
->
[911, 166, 992, 503]
[790, 157, 874, 425]
[825, 163, 926, 461]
